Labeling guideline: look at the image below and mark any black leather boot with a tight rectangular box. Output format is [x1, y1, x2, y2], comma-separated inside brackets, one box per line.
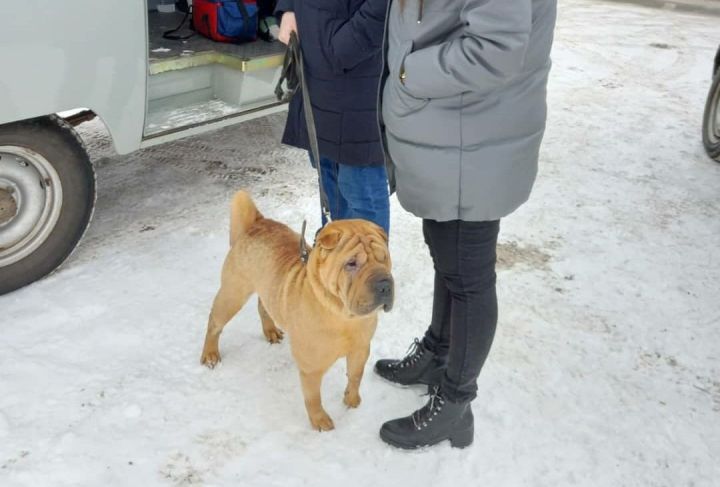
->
[379, 386, 474, 449]
[374, 338, 446, 387]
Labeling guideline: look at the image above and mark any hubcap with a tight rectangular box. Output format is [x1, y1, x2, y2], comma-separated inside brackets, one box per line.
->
[0, 146, 63, 267]
[0, 187, 17, 225]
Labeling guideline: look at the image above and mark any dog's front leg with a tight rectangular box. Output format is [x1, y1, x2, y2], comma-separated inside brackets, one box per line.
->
[344, 346, 370, 408]
[299, 369, 334, 431]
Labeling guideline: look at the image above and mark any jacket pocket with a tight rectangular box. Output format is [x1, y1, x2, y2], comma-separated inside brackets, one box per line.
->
[386, 42, 430, 118]
[312, 105, 343, 143]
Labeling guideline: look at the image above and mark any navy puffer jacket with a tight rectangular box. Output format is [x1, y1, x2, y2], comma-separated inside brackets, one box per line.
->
[275, 0, 388, 166]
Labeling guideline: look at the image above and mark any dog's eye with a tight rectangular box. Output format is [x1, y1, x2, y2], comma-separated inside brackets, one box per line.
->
[345, 259, 358, 272]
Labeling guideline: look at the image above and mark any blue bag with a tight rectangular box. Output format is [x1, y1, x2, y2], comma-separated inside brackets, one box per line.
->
[194, 0, 258, 43]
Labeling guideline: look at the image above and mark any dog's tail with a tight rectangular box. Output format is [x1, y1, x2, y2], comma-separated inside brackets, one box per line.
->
[229, 190, 261, 246]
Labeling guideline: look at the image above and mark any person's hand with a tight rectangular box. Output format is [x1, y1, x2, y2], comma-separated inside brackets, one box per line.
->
[278, 12, 297, 45]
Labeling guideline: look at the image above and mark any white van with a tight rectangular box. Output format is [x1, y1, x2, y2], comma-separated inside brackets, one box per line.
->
[0, 1, 286, 294]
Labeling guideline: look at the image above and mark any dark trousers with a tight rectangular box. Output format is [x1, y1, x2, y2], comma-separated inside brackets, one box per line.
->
[421, 219, 500, 403]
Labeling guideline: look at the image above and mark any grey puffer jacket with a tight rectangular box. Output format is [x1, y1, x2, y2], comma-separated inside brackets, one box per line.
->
[379, 0, 557, 222]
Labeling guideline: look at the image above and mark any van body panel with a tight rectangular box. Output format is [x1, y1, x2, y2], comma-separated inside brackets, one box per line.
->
[0, 1, 148, 154]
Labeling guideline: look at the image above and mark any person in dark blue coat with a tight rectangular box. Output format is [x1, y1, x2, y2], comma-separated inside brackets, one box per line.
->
[275, 0, 390, 234]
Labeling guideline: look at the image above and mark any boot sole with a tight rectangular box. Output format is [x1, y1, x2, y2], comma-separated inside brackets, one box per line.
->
[379, 427, 474, 450]
[373, 367, 442, 390]
[375, 373, 438, 390]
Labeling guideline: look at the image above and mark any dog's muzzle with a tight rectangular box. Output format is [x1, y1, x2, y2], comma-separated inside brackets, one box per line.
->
[373, 276, 394, 312]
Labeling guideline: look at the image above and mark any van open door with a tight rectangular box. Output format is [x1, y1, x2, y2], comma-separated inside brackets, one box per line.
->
[142, 5, 286, 146]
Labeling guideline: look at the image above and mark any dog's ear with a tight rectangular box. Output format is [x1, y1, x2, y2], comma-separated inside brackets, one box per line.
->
[317, 229, 342, 250]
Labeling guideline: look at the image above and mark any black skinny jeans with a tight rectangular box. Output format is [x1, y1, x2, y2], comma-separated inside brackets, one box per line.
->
[421, 219, 500, 403]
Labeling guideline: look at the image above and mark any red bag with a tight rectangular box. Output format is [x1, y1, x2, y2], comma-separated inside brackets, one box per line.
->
[193, 0, 258, 44]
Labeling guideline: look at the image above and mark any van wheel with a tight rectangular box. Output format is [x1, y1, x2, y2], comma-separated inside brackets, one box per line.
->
[703, 72, 720, 162]
[0, 116, 95, 295]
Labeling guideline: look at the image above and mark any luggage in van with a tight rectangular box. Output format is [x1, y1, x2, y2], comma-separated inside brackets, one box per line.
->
[193, 0, 258, 43]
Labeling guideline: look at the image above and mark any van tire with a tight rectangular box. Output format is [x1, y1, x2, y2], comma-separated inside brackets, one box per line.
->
[0, 115, 96, 295]
[703, 72, 720, 162]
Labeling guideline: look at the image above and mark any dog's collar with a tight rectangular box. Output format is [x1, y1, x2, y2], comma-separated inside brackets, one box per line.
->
[299, 220, 323, 265]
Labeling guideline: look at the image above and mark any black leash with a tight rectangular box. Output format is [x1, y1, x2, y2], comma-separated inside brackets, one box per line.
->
[275, 31, 332, 263]
[162, 7, 195, 41]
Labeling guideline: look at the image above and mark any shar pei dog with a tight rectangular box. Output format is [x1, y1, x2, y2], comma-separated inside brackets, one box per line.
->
[201, 191, 394, 431]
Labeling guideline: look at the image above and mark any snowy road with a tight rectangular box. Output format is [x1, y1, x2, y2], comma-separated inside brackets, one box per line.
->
[2, 1, 719, 486]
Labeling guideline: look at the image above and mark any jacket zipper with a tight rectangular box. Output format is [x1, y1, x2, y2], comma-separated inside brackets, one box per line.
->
[417, 0, 424, 23]
[377, 0, 396, 192]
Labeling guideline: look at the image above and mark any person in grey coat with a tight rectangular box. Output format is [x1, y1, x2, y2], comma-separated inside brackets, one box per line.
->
[374, 0, 557, 449]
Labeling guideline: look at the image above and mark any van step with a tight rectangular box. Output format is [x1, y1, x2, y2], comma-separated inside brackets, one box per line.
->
[145, 99, 241, 136]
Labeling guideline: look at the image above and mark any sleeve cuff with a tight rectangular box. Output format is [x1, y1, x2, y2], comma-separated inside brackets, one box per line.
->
[274, 0, 293, 19]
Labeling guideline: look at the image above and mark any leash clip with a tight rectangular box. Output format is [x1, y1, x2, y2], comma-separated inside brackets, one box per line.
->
[299, 219, 309, 265]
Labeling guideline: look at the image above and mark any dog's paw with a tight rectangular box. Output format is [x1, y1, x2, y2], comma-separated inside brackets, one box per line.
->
[310, 411, 335, 432]
[264, 328, 284, 344]
[343, 389, 361, 408]
[200, 350, 221, 369]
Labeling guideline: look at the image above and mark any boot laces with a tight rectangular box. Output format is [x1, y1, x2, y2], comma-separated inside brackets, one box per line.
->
[395, 338, 425, 369]
[412, 385, 446, 430]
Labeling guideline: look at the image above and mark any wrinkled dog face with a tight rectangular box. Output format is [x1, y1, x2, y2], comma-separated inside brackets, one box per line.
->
[311, 220, 394, 316]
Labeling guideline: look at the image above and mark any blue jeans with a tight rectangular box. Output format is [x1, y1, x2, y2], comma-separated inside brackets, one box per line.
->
[315, 156, 390, 235]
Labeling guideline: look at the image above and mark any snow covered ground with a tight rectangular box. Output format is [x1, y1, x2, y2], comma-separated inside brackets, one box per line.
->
[2, 1, 719, 486]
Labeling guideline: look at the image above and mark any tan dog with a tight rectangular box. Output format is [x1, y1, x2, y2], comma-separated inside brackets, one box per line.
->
[201, 191, 393, 431]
